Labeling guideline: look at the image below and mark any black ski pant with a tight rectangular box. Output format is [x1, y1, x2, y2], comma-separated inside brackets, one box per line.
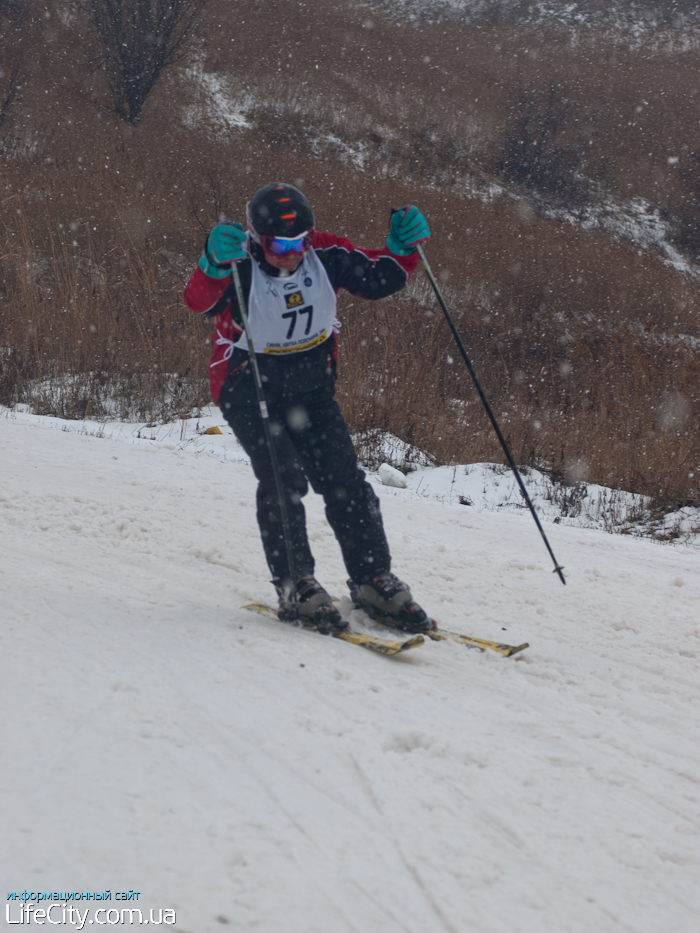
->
[218, 351, 391, 586]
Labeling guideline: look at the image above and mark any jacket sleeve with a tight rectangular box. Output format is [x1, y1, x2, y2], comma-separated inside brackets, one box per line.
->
[182, 263, 248, 407]
[183, 265, 231, 314]
[311, 232, 420, 300]
[183, 261, 252, 330]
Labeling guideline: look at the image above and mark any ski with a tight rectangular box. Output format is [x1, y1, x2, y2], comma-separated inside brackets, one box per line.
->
[357, 608, 529, 657]
[426, 628, 529, 657]
[242, 604, 425, 657]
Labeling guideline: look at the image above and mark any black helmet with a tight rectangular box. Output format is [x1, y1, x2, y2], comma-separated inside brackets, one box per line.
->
[246, 183, 314, 238]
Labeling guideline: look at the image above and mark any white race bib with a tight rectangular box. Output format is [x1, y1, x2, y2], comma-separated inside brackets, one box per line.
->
[237, 247, 338, 355]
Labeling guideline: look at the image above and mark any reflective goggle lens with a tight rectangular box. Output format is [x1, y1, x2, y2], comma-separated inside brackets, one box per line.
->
[261, 232, 310, 255]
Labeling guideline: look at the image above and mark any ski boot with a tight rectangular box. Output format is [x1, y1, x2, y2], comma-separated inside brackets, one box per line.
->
[276, 576, 348, 635]
[348, 572, 436, 633]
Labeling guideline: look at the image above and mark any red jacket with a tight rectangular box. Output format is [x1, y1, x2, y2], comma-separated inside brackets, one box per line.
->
[183, 231, 419, 404]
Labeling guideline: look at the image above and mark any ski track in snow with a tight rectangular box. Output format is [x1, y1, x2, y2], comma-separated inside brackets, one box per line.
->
[1, 415, 699, 932]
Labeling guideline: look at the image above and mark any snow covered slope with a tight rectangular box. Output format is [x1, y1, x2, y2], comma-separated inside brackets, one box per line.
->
[2, 415, 699, 932]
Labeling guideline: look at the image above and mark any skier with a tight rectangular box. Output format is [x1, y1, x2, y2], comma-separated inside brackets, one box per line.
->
[184, 182, 433, 634]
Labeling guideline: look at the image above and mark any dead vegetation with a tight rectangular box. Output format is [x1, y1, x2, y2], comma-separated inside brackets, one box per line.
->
[1, 0, 699, 507]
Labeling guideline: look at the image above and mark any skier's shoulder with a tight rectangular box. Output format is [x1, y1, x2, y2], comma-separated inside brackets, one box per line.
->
[310, 231, 411, 267]
[310, 232, 385, 269]
[311, 231, 357, 254]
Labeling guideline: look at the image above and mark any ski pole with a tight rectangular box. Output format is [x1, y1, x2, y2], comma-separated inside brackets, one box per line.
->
[230, 259, 298, 601]
[416, 243, 566, 585]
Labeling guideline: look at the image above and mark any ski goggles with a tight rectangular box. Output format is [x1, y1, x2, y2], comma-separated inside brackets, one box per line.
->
[259, 231, 312, 256]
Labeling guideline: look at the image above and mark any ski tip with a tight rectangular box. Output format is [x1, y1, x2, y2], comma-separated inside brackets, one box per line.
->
[384, 633, 425, 655]
[400, 634, 425, 651]
[504, 642, 530, 657]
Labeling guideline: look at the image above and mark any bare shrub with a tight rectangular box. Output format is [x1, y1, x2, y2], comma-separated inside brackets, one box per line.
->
[0, 61, 22, 141]
[667, 151, 700, 261]
[494, 84, 593, 208]
[86, 0, 208, 123]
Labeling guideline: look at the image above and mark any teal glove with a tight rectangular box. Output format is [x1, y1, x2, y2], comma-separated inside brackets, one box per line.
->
[386, 205, 430, 256]
[199, 223, 247, 278]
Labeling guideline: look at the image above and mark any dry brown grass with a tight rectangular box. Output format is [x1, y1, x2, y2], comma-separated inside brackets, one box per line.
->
[0, 188, 211, 420]
[1, 0, 699, 506]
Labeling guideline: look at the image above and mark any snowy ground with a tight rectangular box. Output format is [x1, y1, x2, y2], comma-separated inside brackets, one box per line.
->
[2, 410, 699, 933]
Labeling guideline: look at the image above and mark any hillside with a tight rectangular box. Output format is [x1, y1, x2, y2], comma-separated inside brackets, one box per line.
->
[1, 0, 699, 506]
